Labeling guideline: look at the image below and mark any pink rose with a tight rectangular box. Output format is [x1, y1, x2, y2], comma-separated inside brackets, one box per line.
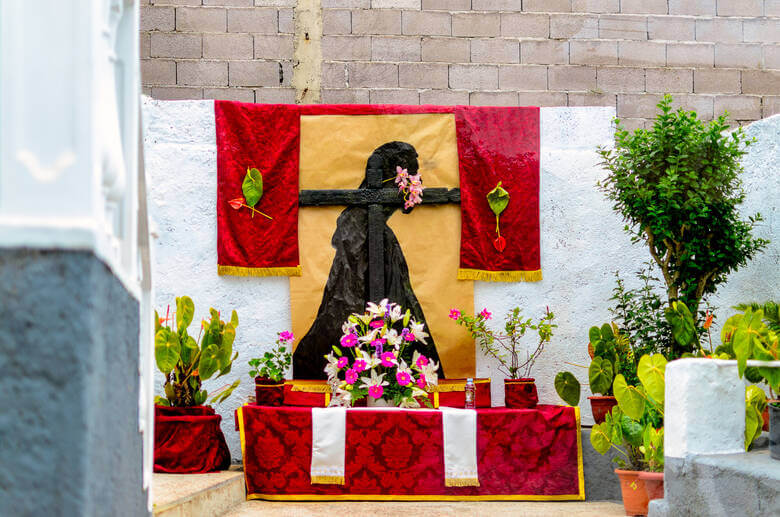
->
[449, 308, 461, 320]
[479, 308, 492, 320]
[353, 359, 367, 372]
[340, 333, 358, 348]
[396, 371, 412, 386]
[337, 356, 349, 368]
[368, 385, 384, 399]
[380, 352, 396, 367]
[415, 355, 429, 368]
[345, 369, 358, 385]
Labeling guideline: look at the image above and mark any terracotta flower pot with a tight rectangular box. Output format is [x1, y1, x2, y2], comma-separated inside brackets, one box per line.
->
[638, 471, 664, 502]
[614, 469, 649, 516]
[504, 378, 538, 409]
[762, 399, 780, 432]
[254, 376, 284, 406]
[589, 395, 618, 424]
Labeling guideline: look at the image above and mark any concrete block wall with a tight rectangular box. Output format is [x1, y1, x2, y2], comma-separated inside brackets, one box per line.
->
[141, 0, 780, 129]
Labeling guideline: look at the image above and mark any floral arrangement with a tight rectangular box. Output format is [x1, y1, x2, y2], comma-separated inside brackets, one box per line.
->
[393, 166, 424, 210]
[325, 299, 439, 407]
[450, 306, 556, 379]
[248, 331, 293, 382]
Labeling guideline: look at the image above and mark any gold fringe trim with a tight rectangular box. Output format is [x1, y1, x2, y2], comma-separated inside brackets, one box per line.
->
[311, 475, 345, 485]
[427, 378, 490, 393]
[218, 265, 302, 277]
[457, 268, 542, 283]
[445, 478, 481, 487]
[288, 381, 331, 393]
[255, 383, 284, 388]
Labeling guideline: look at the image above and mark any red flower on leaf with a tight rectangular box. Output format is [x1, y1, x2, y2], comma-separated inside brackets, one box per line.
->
[228, 197, 245, 210]
[493, 235, 506, 252]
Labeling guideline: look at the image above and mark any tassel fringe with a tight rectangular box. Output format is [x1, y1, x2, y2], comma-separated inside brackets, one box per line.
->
[311, 475, 345, 485]
[445, 478, 481, 487]
[428, 379, 490, 393]
[289, 382, 332, 393]
[457, 268, 542, 282]
[218, 265, 302, 277]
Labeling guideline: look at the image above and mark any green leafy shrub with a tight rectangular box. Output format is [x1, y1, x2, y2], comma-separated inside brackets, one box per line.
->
[248, 331, 293, 382]
[155, 296, 240, 407]
[598, 95, 768, 356]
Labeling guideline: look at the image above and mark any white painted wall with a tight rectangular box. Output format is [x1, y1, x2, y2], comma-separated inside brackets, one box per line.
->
[142, 98, 779, 459]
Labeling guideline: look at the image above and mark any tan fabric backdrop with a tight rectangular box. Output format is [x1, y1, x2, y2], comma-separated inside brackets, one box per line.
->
[290, 113, 475, 378]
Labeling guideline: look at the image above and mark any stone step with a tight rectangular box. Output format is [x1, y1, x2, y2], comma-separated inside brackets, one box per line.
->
[153, 466, 245, 517]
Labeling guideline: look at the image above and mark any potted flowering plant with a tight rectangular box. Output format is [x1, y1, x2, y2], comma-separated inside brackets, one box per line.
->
[450, 307, 556, 408]
[325, 299, 439, 407]
[153, 296, 240, 473]
[248, 331, 293, 406]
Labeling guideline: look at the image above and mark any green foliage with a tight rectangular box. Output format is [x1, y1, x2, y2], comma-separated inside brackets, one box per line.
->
[665, 300, 700, 354]
[242, 167, 264, 208]
[588, 357, 614, 395]
[554, 371, 581, 406]
[248, 332, 293, 382]
[454, 307, 556, 379]
[720, 305, 780, 393]
[154, 297, 241, 407]
[745, 385, 767, 451]
[590, 354, 666, 472]
[598, 95, 768, 349]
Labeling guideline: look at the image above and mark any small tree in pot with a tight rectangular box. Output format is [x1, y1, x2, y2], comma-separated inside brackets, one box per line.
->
[248, 331, 293, 406]
[598, 95, 768, 357]
[450, 306, 556, 408]
[153, 296, 240, 473]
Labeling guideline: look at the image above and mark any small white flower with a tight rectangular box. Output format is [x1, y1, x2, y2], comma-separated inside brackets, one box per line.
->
[409, 320, 429, 344]
[388, 304, 403, 323]
[324, 353, 340, 380]
[384, 328, 402, 348]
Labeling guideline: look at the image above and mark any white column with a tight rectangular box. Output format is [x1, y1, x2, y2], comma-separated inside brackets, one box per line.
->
[665, 359, 745, 458]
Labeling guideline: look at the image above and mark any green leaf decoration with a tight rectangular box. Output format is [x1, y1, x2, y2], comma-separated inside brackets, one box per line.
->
[637, 354, 667, 403]
[242, 167, 264, 208]
[486, 181, 509, 217]
[613, 374, 645, 421]
[590, 422, 613, 455]
[554, 371, 581, 406]
[198, 344, 221, 380]
[176, 296, 195, 333]
[588, 357, 614, 395]
[155, 329, 181, 374]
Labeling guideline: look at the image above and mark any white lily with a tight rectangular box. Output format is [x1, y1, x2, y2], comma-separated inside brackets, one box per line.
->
[385, 328, 402, 348]
[388, 304, 403, 323]
[341, 321, 357, 335]
[409, 320, 429, 344]
[365, 298, 390, 318]
[324, 353, 340, 380]
[399, 396, 421, 409]
[329, 387, 353, 407]
[358, 328, 380, 343]
[358, 369, 389, 390]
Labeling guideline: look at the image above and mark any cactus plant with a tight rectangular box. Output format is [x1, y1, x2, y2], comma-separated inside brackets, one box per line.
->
[154, 296, 241, 407]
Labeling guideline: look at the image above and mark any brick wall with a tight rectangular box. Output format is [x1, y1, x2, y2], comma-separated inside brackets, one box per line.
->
[141, 0, 780, 129]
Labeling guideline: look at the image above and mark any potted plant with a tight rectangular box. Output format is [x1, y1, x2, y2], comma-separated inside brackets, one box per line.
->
[591, 353, 666, 515]
[248, 331, 293, 406]
[153, 296, 241, 473]
[325, 299, 438, 408]
[451, 306, 556, 409]
[598, 95, 768, 358]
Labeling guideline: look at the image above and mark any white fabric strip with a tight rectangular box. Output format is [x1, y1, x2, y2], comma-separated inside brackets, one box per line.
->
[310, 407, 346, 484]
[441, 407, 480, 486]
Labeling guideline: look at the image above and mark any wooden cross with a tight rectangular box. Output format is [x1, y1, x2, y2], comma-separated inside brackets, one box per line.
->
[299, 153, 460, 303]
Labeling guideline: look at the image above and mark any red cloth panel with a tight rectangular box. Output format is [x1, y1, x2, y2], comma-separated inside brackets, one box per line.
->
[214, 102, 540, 279]
[457, 107, 541, 277]
[154, 405, 231, 473]
[238, 404, 582, 499]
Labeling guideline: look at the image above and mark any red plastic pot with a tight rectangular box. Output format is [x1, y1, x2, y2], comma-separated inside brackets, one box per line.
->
[638, 471, 664, 503]
[589, 395, 618, 424]
[255, 376, 284, 406]
[615, 469, 649, 516]
[504, 378, 538, 409]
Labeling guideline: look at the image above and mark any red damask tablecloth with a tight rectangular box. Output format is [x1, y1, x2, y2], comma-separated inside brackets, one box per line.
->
[237, 404, 584, 501]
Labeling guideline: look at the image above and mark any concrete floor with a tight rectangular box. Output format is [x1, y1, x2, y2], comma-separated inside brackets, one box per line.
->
[223, 500, 626, 516]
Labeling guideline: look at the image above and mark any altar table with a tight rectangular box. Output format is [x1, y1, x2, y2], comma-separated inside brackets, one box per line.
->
[237, 404, 584, 501]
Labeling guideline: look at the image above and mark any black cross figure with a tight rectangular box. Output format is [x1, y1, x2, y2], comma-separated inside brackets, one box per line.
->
[298, 151, 460, 303]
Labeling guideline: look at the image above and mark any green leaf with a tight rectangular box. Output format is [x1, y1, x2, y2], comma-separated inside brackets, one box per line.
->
[211, 379, 241, 405]
[588, 326, 601, 346]
[155, 396, 170, 406]
[590, 422, 613, 455]
[194, 390, 207, 406]
[665, 301, 696, 349]
[198, 344, 221, 380]
[242, 167, 264, 207]
[230, 310, 239, 328]
[176, 296, 195, 333]
[613, 374, 645, 421]
[554, 371, 581, 406]
[155, 329, 181, 374]
[219, 324, 236, 365]
[637, 354, 666, 403]
[620, 415, 644, 447]
[588, 357, 614, 395]
[155, 310, 162, 333]
[486, 181, 510, 217]
[745, 404, 762, 451]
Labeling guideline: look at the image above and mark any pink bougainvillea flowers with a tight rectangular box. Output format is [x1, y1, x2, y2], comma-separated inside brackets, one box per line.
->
[340, 333, 358, 348]
[396, 371, 412, 386]
[368, 384, 385, 399]
[449, 308, 461, 320]
[480, 308, 492, 320]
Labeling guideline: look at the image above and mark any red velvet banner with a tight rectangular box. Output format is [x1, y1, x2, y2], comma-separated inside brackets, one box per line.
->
[237, 404, 583, 500]
[214, 102, 541, 281]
